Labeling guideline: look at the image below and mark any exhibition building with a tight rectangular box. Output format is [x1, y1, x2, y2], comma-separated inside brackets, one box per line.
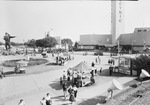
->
[79, 27, 150, 52]
[78, 1, 150, 52]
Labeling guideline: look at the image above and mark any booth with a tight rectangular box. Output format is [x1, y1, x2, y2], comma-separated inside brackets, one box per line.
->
[60, 62, 92, 87]
[112, 55, 135, 75]
[71, 62, 92, 87]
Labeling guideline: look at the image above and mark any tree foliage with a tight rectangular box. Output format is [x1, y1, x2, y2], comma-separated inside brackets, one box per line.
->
[35, 37, 57, 48]
[73, 42, 78, 50]
[61, 38, 73, 50]
[26, 39, 36, 47]
[61, 38, 73, 46]
[10, 42, 24, 46]
[132, 54, 150, 76]
[36, 39, 44, 47]
[43, 37, 57, 48]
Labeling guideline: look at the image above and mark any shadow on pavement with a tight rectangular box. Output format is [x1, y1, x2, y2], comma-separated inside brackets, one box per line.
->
[3, 71, 26, 77]
[100, 68, 136, 77]
[45, 62, 58, 66]
[49, 80, 62, 90]
[52, 95, 65, 101]
[4, 71, 15, 75]
[52, 95, 71, 105]
[78, 96, 107, 105]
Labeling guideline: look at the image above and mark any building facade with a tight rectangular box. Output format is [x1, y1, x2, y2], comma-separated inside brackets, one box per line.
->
[120, 27, 150, 51]
[79, 27, 150, 51]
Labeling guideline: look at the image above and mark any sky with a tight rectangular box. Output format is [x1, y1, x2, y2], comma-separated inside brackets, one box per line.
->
[0, 0, 150, 43]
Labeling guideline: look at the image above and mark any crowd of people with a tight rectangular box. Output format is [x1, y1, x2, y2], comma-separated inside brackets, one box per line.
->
[1, 54, 104, 105]
[56, 53, 74, 65]
[59, 60, 101, 104]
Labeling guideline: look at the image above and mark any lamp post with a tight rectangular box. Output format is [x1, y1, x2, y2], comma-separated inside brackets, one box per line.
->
[131, 40, 136, 54]
[143, 40, 146, 51]
[117, 40, 120, 55]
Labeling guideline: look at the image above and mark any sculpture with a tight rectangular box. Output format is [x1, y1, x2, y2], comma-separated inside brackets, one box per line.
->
[3, 32, 15, 50]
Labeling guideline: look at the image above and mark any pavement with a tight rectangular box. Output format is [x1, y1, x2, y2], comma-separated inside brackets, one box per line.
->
[0, 52, 136, 105]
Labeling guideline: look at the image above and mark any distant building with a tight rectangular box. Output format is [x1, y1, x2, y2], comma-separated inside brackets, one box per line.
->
[79, 27, 150, 51]
[120, 27, 150, 51]
[79, 1, 125, 50]
[79, 34, 112, 49]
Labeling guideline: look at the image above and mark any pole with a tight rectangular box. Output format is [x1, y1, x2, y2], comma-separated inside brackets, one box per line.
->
[118, 40, 119, 55]
[131, 41, 133, 54]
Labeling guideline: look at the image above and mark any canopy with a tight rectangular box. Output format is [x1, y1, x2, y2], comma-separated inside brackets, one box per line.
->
[71, 62, 91, 73]
[16, 60, 29, 67]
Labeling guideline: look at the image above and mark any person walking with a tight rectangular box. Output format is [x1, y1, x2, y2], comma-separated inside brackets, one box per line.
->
[40, 97, 46, 105]
[95, 57, 98, 64]
[0, 68, 5, 78]
[73, 85, 78, 98]
[18, 99, 26, 105]
[109, 65, 113, 76]
[91, 62, 95, 67]
[46, 93, 52, 105]
[68, 84, 73, 95]
[99, 67, 102, 75]
[62, 82, 68, 99]
[98, 55, 101, 64]
[69, 88, 75, 105]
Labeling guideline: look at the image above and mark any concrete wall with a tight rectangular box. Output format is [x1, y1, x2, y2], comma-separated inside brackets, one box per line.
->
[80, 34, 112, 45]
[120, 31, 150, 46]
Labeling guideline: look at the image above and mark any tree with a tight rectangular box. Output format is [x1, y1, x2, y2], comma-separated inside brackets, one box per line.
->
[43, 37, 57, 48]
[26, 39, 36, 47]
[73, 42, 78, 51]
[10, 42, 17, 46]
[36, 39, 44, 47]
[61, 38, 73, 50]
[132, 54, 150, 76]
[35, 37, 57, 48]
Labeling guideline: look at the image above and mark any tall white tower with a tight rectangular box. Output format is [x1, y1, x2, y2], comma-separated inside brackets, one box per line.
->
[111, 0, 125, 45]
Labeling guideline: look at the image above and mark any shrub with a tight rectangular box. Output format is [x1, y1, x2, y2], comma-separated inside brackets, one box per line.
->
[132, 54, 150, 76]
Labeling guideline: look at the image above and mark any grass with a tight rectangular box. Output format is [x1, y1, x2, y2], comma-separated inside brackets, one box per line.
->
[77, 77, 150, 105]
[2, 58, 48, 67]
[103, 80, 150, 105]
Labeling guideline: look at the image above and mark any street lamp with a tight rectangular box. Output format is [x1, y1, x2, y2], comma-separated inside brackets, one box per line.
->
[131, 40, 136, 54]
[143, 40, 146, 51]
[117, 40, 120, 55]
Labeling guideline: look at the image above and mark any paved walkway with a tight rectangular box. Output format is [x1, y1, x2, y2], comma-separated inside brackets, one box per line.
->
[0, 52, 136, 105]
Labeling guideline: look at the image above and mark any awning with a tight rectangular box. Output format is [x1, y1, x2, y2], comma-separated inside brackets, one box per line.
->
[71, 62, 91, 73]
